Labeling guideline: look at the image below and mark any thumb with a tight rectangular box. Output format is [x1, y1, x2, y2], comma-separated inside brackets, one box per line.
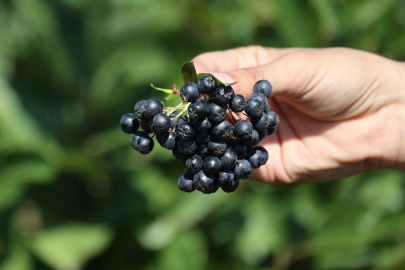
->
[210, 52, 312, 99]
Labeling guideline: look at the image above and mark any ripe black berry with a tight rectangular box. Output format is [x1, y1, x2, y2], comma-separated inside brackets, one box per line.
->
[180, 82, 200, 102]
[178, 171, 195, 193]
[200, 184, 220, 194]
[267, 111, 279, 128]
[210, 120, 233, 141]
[203, 156, 221, 174]
[243, 129, 259, 146]
[217, 169, 234, 187]
[130, 131, 154, 154]
[214, 85, 235, 104]
[188, 100, 208, 121]
[195, 117, 211, 133]
[198, 75, 217, 94]
[143, 99, 163, 119]
[267, 126, 276, 136]
[207, 102, 226, 122]
[246, 148, 263, 169]
[208, 139, 228, 156]
[152, 113, 171, 134]
[245, 98, 264, 118]
[229, 94, 246, 113]
[234, 120, 253, 140]
[176, 121, 196, 141]
[158, 131, 178, 150]
[220, 148, 237, 169]
[229, 140, 247, 158]
[120, 113, 139, 134]
[193, 170, 215, 192]
[221, 179, 239, 193]
[140, 119, 153, 134]
[250, 113, 269, 130]
[185, 154, 203, 173]
[254, 146, 268, 166]
[134, 100, 147, 120]
[253, 80, 273, 99]
[178, 139, 197, 155]
[233, 159, 252, 179]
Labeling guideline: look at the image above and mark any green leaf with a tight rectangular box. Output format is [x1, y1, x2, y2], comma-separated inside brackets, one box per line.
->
[151, 84, 173, 94]
[181, 62, 198, 83]
[163, 93, 178, 102]
[31, 223, 113, 270]
[196, 73, 237, 87]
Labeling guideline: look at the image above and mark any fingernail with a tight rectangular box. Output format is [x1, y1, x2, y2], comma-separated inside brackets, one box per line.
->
[210, 72, 235, 85]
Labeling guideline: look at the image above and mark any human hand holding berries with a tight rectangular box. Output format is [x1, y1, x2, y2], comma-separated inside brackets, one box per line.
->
[193, 46, 405, 184]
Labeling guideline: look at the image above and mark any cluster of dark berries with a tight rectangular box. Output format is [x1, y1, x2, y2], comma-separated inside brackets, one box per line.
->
[120, 76, 279, 194]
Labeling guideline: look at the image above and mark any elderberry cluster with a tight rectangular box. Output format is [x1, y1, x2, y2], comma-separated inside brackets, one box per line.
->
[120, 76, 279, 194]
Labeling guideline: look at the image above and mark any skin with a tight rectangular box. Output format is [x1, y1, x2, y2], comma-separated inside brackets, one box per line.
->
[192, 46, 405, 184]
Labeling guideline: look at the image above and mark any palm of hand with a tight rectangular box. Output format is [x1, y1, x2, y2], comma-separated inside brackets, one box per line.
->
[194, 47, 402, 183]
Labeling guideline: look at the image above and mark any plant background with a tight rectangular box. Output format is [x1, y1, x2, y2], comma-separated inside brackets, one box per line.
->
[1, 0, 405, 269]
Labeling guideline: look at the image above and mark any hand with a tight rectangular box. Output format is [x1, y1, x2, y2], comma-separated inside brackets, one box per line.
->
[193, 46, 405, 184]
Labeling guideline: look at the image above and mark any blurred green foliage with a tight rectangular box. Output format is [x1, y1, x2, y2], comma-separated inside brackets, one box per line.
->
[1, 0, 405, 269]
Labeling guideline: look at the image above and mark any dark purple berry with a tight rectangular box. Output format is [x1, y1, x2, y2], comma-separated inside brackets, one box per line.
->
[243, 129, 259, 146]
[152, 113, 171, 134]
[185, 154, 204, 173]
[230, 94, 246, 113]
[158, 131, 178, 150]
[246, 148, 263, 169]
[229, 140, 247, 158]
[193, 170, 215, 192]
[203, 156, 221, 175]
[143, 99, 163, 119]
[178, 171, 195, 193]
[188, 100, 208, 121]
[207, 102, 226, 122]
[195, 117, 211, 132]
[245, 98, 264, 118]
[253, 80, 273, 99]
[176, 122, 196, 141]
[234, 120, 253, 140]
[200, 184, 220, 194]
[130, 131, 154, 154]
[221, 179, 239, 193]
[267, 111, 279, 128]
[250, 113, 269, 130]
[180, 82, 200, 102]
[233, 159, 252, 179]
[211, 120, 234, 141]
[267, 126, 276, 136]
[140, 119, 152, 134]
[217, 170, 234, 187]
[178, 139, 197, 155]
[254, 146, 269, 166]
[214, 85, 235, 104]
[198, 75, 217, 94]
[208, 139, 228, 156]
[134, 100, 147, 120]
[120, 113, 139, 134]
[220, 148, 237, 169]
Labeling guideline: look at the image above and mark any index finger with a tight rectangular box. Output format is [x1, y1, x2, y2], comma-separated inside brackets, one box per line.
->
[192, 46, 301, 73]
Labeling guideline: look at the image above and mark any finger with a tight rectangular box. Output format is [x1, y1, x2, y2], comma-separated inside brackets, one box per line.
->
[193, 46, 304, 74]
[209, 50, 319, 98]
